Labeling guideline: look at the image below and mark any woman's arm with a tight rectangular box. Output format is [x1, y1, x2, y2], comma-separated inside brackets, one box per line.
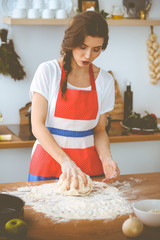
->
[31, 92, 87, 188]
[93, 113, 120, 182]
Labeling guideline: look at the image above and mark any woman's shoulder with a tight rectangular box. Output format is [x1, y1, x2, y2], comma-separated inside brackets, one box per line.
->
[38, 59, 60, 73]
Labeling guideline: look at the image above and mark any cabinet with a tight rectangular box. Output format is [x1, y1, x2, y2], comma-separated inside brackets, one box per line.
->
[2, 16, 160, 26]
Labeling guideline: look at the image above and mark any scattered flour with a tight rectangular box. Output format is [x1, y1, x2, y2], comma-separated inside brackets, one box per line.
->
[2, 179, 141, 222]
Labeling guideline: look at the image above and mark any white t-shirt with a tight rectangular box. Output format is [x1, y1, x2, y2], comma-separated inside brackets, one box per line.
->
[30, 60, 115, 127]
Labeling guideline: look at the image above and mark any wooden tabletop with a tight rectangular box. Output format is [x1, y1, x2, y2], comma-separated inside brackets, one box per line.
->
[0, 172, 160, 240]
[1, 121, 160, 149]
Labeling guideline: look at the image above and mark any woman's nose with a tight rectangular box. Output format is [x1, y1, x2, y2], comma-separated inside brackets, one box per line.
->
[84, 49, 91, 59]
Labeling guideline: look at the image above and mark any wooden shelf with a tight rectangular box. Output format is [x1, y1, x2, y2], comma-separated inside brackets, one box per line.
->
[2, 16, 160, 26]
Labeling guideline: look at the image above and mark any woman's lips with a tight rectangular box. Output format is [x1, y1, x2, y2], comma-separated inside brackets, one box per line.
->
[82, 61, 90, 65]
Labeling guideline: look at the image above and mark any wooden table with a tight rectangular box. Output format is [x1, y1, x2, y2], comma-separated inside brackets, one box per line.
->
[0, 172, 160, 240]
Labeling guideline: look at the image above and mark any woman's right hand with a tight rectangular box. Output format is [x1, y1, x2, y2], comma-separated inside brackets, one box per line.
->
[61, 158, 87, 190]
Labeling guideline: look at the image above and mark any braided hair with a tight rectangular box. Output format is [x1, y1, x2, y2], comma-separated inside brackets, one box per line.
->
[60, 11, 109, 98]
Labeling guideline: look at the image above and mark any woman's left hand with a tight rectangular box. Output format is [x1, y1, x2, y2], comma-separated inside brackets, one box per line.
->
[101, 157, 120, 183]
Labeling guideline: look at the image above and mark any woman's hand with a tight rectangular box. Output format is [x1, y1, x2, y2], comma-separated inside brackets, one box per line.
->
[101, 157, 120, 183]
[61, 158, 87, 190]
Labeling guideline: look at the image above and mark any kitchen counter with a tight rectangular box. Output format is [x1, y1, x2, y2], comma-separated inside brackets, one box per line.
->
[0, 172, 160, 240]
[0, 121, 160, 149]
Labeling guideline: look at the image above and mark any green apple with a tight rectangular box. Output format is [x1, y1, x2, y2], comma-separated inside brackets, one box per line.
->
[5, 218, 28, 239]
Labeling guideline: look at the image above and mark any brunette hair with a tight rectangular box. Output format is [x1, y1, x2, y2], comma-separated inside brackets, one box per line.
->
[60, 11, 109, 98]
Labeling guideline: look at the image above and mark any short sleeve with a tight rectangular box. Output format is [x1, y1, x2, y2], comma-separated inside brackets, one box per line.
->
[30, 62, 51, 101]
[99, 71, 115, 114]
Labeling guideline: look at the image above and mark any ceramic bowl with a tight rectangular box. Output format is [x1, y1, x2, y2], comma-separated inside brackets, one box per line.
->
[133, 199, 160, 227]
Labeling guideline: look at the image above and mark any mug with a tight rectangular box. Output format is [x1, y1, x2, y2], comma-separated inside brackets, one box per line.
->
[111, 5, 127, 19]
[32, 0, 44, 9]
[55, 9, 67, 19]
[12, 8, 27, 18]
[27, 8, 41, 18]
[42, 9, 54, 19]
[16, 0, 28, 9]
[48, 0, 60, 10]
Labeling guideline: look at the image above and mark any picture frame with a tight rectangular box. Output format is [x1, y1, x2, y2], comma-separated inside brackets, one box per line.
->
[78, 0, 99, 12]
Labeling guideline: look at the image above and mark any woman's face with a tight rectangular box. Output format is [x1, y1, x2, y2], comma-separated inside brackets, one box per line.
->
[72, 35, 104, 68]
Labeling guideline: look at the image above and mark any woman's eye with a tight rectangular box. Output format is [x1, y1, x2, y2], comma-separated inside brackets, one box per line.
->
[93, 47, 101, 52]
[80, 46, 86, 50]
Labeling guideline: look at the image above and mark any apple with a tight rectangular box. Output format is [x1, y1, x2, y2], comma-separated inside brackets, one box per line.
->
[5, 218, 28, 239]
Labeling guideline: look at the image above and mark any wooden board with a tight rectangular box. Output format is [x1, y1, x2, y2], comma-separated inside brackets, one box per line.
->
[19, 102, 31, 125]
[108, 71, 124, 120]
[0, 172, 160, 240]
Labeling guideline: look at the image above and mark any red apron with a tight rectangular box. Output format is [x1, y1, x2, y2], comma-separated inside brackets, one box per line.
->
[28, 64, 104, 181]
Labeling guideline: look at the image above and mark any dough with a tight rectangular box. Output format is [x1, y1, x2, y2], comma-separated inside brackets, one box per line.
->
[57, 174, 93, 196]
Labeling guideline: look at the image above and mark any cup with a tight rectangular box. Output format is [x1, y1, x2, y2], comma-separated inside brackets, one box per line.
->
[11, 8, 27, 18]
[42, 9, 54, 19]
[32, 0, 44, 9]
[16, 0, 28, 9]
[55, 9, 67, 19]
[27, 8, 41, 18]
[48, 0, 60, 10]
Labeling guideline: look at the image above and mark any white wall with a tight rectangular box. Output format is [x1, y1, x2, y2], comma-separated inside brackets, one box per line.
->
[0, 0, 160, 183]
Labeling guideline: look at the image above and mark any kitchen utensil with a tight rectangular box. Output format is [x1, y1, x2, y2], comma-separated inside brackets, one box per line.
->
[0, 194, 25, 234]
[111, 5, 127, 19]
[133, 199, 160, 227]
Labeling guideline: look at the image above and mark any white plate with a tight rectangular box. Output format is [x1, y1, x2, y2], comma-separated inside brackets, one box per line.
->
[1, 0, 17, 16]
[60, 0, 73, 14]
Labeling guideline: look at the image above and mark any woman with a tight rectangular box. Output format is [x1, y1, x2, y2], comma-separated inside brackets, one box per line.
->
[28, 11, 120, 189]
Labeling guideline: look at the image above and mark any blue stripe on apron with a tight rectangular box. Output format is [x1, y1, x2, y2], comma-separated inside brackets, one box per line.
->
[28, 174, 59, 181]
[47, 127, 93, 137]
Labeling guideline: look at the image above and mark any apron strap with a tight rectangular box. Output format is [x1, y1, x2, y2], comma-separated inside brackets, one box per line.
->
[60, 62, 96, 91]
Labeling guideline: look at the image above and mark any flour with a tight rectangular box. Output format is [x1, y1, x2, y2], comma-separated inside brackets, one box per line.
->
[3, 179, 140, 222]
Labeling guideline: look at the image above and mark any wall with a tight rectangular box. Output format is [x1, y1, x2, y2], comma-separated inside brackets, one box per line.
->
[0, 0, 160, 183]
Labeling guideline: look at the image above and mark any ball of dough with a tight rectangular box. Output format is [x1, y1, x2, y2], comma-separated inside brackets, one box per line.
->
[57, 174, 93, 196]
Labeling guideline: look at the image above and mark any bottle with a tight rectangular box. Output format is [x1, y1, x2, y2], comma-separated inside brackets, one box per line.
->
[124, 81, 133, 120]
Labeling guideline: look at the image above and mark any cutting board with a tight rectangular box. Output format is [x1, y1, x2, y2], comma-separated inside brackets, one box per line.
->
[108, 71, 124, 120]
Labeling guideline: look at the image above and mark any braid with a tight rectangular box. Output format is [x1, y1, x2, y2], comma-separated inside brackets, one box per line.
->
[61, 51, 72, 99]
